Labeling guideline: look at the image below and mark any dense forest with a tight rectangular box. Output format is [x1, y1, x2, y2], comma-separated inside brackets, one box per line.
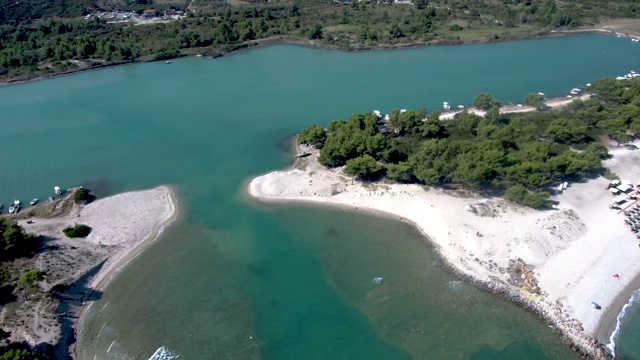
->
[298, 77, 640, 208]
[1, 0, 640, 81]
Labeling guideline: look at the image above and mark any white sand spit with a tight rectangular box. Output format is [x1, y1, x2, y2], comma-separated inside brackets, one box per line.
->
[21, 186, 178, 290]
[249, 143, 640, 356]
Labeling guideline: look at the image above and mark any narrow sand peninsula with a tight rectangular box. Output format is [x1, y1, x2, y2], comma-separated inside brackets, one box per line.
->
[3, 186, 178, 355]
[439, 94, 591, 120]
[249, 144, 640, 358]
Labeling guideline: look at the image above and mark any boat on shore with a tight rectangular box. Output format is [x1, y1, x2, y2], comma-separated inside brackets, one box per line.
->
[54, 186, 62, 195]
[8, 204, 18, 214]
[30, 198, 38, 205]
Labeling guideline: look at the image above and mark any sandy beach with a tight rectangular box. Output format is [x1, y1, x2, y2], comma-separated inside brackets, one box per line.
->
[249, 141, 640, 358]
[0, 186, 178, 356]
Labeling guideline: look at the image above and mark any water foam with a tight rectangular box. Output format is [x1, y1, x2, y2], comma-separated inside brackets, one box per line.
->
[607, 289, 640, 357]
[148, 346, 180, 360]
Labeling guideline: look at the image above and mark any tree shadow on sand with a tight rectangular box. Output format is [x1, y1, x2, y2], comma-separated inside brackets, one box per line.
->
[49, 260, 105, 359]
[34, 235, 61, 254]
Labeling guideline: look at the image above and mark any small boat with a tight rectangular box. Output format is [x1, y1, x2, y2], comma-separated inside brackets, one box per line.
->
[54, 186, 62, 195]
[30, 198, 38, 205]
[13, 199, 20, 206]
[294, 152, 311, 158]
[165, 61, 172, 64]
[443, 102, 451, 111]
[8, 204, 17, 214]
[457, 105, 465, 109]
[538, 92, 545, 96]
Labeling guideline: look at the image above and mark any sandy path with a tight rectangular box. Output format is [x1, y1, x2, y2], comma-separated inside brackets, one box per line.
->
[439, 94, 591, 120]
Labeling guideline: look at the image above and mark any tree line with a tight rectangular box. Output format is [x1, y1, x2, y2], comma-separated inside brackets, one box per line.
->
[3, 0, 640, 81]
[299, 77, 640, 208]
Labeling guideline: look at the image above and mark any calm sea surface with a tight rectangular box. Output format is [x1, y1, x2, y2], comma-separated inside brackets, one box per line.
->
[1, 34, 639, 359]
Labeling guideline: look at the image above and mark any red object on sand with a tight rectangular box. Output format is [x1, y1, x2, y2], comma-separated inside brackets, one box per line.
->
[613, 274, 620, 279]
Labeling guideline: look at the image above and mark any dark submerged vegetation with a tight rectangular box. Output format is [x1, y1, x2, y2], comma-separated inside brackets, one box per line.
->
[299, 77, 640, 208]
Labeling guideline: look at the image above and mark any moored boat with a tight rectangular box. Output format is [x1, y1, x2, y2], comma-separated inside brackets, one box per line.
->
[30, 198, 38, 205]
[13, 199, 20, 206]
[8, 204, 16, 214]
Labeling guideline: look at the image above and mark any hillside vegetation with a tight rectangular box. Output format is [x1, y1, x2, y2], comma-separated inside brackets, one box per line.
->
[1, 0, 640, 81]
[298, 77, 640, 208]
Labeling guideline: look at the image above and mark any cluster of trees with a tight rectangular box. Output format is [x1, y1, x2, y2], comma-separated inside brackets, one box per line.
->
[3, 0, 640, 81]
[0, 218, 35, 261]
[299, 77, 640, 208]
[72, 188, 93, 204]
[587, 77, 640, 144]
[0, 219, 43, 358]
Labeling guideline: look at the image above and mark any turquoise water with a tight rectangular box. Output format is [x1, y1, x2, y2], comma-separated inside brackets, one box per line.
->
[1, 34, 639, 359]
[613, 290, 640, 360]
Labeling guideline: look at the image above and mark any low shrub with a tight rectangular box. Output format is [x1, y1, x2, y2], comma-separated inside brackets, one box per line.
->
[63, 224, 92, 238]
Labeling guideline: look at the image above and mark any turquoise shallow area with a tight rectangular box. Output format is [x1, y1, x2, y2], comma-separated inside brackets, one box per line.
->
[1, 34, 639, 359]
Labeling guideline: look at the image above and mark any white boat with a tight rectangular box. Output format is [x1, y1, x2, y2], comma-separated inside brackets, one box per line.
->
[457, 105, 465, 109]
[538, 92, 545, 96]
[8, 204, 15, 214]
[30, 198, 38, 205]
[443, 102, 451, 110]
[13, 199, 20, 206]
[54, 186, 62, 195]
[165, 61, 172, 64]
